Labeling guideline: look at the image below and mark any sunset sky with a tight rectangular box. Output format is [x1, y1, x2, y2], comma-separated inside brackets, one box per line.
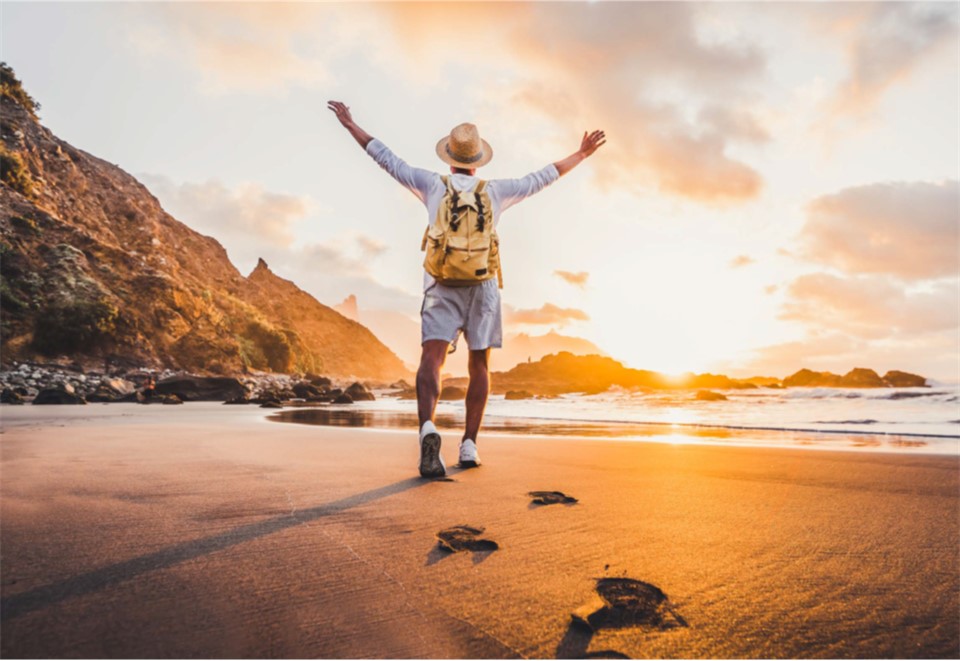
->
[4, 2, 958, 380]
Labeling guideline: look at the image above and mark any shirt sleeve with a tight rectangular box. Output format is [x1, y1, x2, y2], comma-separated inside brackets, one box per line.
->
[365, 138, 438, 204]
[487, 164, 560, 214]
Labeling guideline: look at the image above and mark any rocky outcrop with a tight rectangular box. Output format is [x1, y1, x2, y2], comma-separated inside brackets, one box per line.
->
[883, 370, 927, 388]
[33, 384, 85, 405]
[783, 369, 844, 388]
[504, 390, 534, 400]
[439, 385, 467, 401]
[839, 368, 885, 388]
[0, 65, 409, 382]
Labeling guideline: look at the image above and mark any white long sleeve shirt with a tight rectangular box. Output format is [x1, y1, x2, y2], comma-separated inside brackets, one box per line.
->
[365, 138, 559, 289]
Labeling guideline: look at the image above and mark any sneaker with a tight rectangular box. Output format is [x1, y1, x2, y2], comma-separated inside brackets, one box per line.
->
[419, 432, 446, 478]
[458, 439, 481, 468]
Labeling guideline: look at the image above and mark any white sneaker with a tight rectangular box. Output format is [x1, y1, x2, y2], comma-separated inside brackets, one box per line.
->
[459, 439, 481, 467]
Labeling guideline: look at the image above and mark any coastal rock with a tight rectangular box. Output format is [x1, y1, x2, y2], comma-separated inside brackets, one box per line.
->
[100, 377, 135, 396]
[345, 382, 375, 401]
[1, 388, 25, 404]
[695, 390, 727, 401]
[306, 374, 332, 387]
[223, 395, 250, 405]
[332, 392, 354, 404]
[86, 386, 121, 402]
[292, 382, 323, 399]
[155, 376, 245, 402]
[260, 400, 283, 409]
[839, 368, 885, 388]
[505, 390, 534, 400]
[34, 386, 86, 405]
[439, 385, 466, 401]
[883, 370, 927, 388]
[389, 379, 412, 390]
[783, 368, 843, 388]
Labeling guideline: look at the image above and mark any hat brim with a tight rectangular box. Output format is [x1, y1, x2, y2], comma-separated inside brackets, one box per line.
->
[436, 136, 493, 169]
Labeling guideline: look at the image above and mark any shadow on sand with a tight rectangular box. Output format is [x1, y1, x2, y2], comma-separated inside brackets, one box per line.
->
[1, 472, 461, 621]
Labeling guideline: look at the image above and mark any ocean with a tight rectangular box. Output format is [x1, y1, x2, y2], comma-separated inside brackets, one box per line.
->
[273, 384, 960, 455]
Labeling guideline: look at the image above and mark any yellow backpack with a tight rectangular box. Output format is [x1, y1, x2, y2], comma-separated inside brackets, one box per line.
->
[421, 176, 502, 287]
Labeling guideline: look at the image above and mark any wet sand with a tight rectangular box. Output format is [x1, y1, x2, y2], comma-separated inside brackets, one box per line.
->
[1, 403, 957, 658]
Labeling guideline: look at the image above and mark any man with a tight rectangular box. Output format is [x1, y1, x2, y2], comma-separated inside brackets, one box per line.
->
[328, 101, 605, 477]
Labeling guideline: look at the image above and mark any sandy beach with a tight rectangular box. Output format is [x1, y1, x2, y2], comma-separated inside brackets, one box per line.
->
[1, 403, 957, 659]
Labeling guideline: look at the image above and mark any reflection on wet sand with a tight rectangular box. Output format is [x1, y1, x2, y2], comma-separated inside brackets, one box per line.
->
[268, 407, 931, 452]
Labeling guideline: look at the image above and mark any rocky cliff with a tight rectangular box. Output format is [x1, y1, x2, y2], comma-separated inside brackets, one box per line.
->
[0, 65, 408, 381]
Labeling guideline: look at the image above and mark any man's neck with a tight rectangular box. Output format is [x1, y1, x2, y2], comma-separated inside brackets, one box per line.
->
[450, 167, 476, 176]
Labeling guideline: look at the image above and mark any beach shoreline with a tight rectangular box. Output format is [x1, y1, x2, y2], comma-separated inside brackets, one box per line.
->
[2, 404, 958, 658]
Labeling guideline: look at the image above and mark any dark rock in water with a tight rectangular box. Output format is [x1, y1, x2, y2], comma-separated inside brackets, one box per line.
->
[397, 388, 417, 400]
[573, 578, 687, 632]
[223, 395, 250, 405]
[389, 379, 411, 390]
[155, 376, 245, 402]
[345, 382, 375, 401]
[695, 390, 727, 401]
[328, 388, 343, 398]
[332, 393, 354, 404]
[436, 526, 499, 553]
[505, 390, 534, 400]
[1, 388, 25, 404]
[783, 368, 843, 388]
[260, 400, 283, 409]
[34, 387, 86, 405]
[439, 385, 466, 401]
[883, 370, 927, 388]
[529, 490, 578, 505]
[886, 391, 936, 400]
[839, 367, 885, 388]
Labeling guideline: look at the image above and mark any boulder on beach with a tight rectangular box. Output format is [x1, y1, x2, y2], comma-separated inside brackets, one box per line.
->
[1, 388, 25, 404]
[332, 392, 354, 404]
[695, 390, 727, 401]
[34, 385, 86, 405]
[883, 370, 927, 388]
[223, 395, 250, 405]
[100, 377, 135, 396]
[155, 376, 245, 402]
[345, 382, 375, 401]
[505, 390, 534, 400]
[86, 386, 121, 403]
[260, 400, 283, 409]
[292, 382, 323, 399]
[306, 374, 332, 387]
[839, 368, 885, 388]
[439, 385, 466, 401]
[389, 379, 411, 390]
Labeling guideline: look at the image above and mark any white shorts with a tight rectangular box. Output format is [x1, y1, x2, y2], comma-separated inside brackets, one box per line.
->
[420, 279, 502, 352]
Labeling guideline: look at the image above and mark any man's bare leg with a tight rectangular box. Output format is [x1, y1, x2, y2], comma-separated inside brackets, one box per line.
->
[416, 340, 450, 477]
[464, 348, 491, 443]
[417, 340, 449, 427]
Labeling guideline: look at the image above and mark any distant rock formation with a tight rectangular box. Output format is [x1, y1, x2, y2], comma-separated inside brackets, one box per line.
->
[784, 368, 926, 388]
[334, 294, 360, 322]
[0, 65, 408, 381]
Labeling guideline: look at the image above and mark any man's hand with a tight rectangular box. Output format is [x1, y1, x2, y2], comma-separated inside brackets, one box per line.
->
[327, 100, 374, 149]
[555, 129, 607, 176]
[579, 130, 606, 158]
[327, 100, 354, 128]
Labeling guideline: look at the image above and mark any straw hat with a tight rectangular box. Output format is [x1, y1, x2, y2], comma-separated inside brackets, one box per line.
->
[436, 123, 493, 169]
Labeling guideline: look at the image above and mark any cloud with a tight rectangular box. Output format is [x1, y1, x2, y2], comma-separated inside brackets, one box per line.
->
[382, 3, 768, 203]
[355, 235, 387, 257]
[127, 4, 340, 93]
[142, 175, 312, 252]
[781, 273, 958, 338]
[505, 303, 590, 326]
[729, 255, 755, 268]
[799, 180, 959, 280]
[829, 3, 959, 116]
[554, 270, 589, 288]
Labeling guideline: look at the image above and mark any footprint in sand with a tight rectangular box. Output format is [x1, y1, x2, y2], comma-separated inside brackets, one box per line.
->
[573, 577, 688, 631]
[529, 490, 578, 506]
[435, 525, 499, 553]
[557, 578, 687, 659]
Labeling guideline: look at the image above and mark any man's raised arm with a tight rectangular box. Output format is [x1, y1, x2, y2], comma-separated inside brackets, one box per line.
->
[553, 130, 606, 177]
[327, 101, 373, 149]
